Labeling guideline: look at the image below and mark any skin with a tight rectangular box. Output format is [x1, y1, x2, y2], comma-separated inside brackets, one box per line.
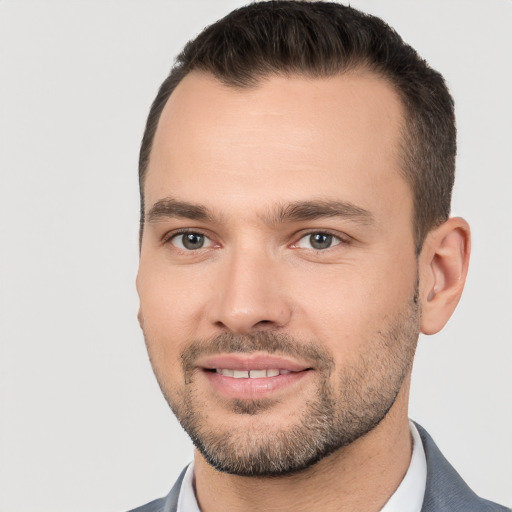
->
[137, 71, 470, 512]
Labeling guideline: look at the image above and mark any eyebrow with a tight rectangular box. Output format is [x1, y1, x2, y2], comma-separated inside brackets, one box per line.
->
[146, 198, 215, 223]
[145, 197, 373, 225]
[266, 200, 374, 225]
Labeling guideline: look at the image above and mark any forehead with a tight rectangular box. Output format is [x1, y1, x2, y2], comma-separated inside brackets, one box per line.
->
[145, 71, 410, 223]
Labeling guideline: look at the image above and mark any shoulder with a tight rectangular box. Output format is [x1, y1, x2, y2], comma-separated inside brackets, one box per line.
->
[125, 467, 187, 512]
[415, 423, 510, 512]
[127, 497, 168, 512]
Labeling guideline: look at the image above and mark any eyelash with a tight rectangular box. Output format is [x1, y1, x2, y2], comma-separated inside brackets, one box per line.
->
[163, 229, 214, 248]
[163, 229, 351, 252]
[292, 230, 351, 250]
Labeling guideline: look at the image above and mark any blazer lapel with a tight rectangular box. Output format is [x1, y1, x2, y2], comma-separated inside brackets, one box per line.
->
[416, 423, 509, 512]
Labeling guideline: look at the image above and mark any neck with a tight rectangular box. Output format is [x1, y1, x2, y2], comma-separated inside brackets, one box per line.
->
[193, 380, 413, 512]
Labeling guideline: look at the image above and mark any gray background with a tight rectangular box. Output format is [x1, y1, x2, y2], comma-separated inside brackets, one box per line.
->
[0, 1, 510, 510]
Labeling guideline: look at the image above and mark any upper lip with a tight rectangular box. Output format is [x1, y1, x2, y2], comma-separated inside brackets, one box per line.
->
[197, 353, 312, 372]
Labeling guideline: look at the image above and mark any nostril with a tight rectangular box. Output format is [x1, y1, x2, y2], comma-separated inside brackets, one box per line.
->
[252, 319, 283, 332]
[211, 300, 292, 333]
[254, 319, 276, 328]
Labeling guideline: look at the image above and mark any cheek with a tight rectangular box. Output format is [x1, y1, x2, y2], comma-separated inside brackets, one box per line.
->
[137, 265, 209, 364]
[290, 257, 417, 354]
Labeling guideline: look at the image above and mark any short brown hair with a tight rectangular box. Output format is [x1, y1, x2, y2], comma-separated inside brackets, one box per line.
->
[139, 1, 456, 252]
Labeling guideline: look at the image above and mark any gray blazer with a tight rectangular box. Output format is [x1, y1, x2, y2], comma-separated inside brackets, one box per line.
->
[128, 423, 510, 512]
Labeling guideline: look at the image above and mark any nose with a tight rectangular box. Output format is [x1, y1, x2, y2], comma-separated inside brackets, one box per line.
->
[208, 247, 292, 334]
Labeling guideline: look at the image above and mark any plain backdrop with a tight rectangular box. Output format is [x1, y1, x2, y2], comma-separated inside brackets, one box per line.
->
[0, 1, 510, 511]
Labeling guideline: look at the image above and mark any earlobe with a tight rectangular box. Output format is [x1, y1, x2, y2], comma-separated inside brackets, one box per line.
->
[137, 308, 144, 329]
[419, 217, 471, 335]
[135, 273, 144, 329]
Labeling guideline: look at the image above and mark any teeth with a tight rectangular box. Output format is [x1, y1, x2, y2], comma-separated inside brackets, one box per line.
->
[216, 368, 234, 377]
[249, 369, 267, 378]
[215, 369, 291, 378]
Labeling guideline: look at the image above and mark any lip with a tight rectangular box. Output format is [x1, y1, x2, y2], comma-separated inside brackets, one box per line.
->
[197, 353, 313, 400]
[198, 353, 311, 372]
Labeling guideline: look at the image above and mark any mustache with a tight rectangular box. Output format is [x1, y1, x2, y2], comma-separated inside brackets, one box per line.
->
[180, 331, 334, 374]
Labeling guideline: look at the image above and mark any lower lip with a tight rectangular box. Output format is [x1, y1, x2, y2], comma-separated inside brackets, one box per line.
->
[202, 370, 311, 399]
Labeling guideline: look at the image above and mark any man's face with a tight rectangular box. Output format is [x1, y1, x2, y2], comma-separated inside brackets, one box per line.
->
[137, 71, 420, 476]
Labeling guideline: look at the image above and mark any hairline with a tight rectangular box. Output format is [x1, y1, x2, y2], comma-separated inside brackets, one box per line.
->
[139, 66, 427, 251]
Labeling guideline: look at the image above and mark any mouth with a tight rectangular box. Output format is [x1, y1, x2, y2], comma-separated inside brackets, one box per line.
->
[197, 353, 313, 399]
[211, 368, 294, 378]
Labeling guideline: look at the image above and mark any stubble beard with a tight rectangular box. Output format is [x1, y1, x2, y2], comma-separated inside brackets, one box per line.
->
[146, 291, 420, 477]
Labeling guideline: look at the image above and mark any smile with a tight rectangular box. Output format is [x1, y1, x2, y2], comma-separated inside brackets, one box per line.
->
[214, 369, 293, 378]
[195, 353, 314, 399]
[201, 366, 311, 400]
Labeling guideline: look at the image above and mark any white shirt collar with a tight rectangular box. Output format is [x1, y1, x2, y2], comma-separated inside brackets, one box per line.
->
[176, 462, 201, 512]
[380, 421, 427, 512]
[177, 420, 427, 512]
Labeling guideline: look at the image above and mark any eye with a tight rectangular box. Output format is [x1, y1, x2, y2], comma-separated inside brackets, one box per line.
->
[169, 232, 213, 250]
[295, 232, 342, 250]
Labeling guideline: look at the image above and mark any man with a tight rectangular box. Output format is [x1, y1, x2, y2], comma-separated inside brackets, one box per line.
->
[131, 2, 509, 511]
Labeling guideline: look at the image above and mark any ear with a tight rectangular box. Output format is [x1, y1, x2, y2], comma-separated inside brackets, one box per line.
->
[418, 217, 471, 335]
[135, 273, 144, 329]
[137, 308, 144, 329]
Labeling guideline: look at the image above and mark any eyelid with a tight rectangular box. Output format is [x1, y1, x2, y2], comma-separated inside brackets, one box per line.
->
[163, 228, 217, 249]
[160, 228, 351, 250]
[291, 230, 351, 249]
